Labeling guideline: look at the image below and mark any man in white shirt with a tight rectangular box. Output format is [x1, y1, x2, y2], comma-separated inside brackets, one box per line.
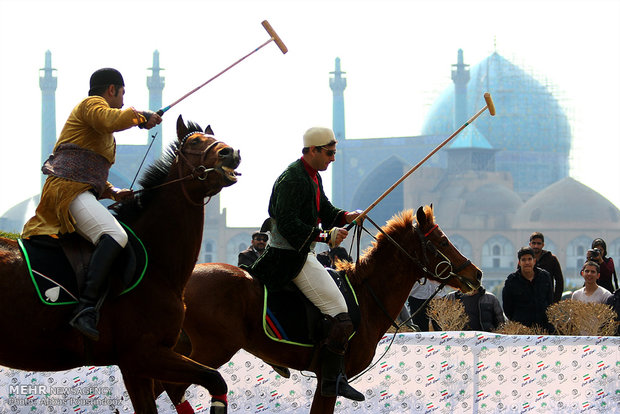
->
[572, 261, 612, 304]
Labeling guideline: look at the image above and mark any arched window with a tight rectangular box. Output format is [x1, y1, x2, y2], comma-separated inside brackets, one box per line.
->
[566, 235, 595, 287]
[227, 233, 255, 265]
[200, 240, 215, 263]
[481, 235, 514, 269]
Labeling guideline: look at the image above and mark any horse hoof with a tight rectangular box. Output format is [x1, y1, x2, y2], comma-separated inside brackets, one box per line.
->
[209, 400, 227, 414]
[271, 364, 291, 378]
[175, 400, 195, 414]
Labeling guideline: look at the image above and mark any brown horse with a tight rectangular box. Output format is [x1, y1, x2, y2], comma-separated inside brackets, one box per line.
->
[0, 115, 240, 414]
[164, 205, 482, 413]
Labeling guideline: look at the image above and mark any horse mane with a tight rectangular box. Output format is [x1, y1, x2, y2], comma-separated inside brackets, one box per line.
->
[337, 206, 435, 285]
[113, 121, 204, 223]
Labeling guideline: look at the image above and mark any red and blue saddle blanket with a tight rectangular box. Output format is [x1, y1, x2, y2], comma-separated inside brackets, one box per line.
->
[262, 268, 360, 347]
[18, 223, 147, 306]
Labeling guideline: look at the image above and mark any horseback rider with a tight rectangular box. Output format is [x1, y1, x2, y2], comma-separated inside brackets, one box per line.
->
[22, 68, 162, 341]
[247, 127, 364, 401]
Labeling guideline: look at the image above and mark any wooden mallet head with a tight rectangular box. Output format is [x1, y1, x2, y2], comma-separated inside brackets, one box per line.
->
[262, 20, 288, 54]
[484, 92, 496, 116]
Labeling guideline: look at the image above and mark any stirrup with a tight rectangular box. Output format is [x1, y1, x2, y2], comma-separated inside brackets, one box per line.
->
[321, 373, 365, 401]
[69, 307, 100, 341]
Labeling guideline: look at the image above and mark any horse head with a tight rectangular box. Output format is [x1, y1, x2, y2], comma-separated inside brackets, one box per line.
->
[174, 115, 241, 201]
[413, 205, 482, 293]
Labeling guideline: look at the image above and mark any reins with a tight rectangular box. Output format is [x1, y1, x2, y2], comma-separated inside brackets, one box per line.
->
[119, 134, 222, 208]
[343, 216, 457, 383]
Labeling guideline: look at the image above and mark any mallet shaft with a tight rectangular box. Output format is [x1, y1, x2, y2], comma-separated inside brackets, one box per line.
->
[347, 93, 496, 229]
[157, 21, 287, 116]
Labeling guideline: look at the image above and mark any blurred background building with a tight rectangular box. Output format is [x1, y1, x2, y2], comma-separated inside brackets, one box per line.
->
[1, 50, 619, 293]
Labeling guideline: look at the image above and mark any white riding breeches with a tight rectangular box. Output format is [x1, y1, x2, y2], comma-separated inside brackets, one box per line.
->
[68, 191, 128, 247]
[292, 252, 347, 317]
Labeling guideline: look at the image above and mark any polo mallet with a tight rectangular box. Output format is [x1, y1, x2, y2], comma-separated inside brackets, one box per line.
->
[156, 20, 287, 116]
[346, 92, 496, 230]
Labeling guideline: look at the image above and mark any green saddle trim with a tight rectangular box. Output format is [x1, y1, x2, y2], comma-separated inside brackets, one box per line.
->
[262, 271, 358, 347]
[19, 221, 148, 306]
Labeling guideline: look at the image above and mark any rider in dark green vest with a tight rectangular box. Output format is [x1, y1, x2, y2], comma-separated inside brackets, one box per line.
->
[247, 127, 364, 401]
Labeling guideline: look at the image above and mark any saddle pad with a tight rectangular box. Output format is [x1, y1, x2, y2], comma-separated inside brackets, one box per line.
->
[18, 223, 148, 306]
[262, 269, 360, 347]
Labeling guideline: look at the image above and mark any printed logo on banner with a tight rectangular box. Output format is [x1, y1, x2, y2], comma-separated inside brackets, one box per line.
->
[441, 372, 457, 386]
[425, 344, 439, 358]
[478, 345, 493, 359]
[491, 360, 507, 375]
[223, 360, 236, 374]
[440, 344, 459, 358]
[582, 344, 595, 358]
[522, 344, 535, 358]
[399, 345, 412, 357]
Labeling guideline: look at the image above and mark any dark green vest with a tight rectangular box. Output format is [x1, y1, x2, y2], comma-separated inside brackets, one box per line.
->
[245, 159, 344, 290]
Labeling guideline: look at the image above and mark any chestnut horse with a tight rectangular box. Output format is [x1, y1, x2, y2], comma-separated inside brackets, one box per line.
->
[0, 115, 239, 414]
[164, 205, 482, 413]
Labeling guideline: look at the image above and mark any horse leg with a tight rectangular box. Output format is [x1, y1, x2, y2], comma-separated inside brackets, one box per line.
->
[161, 382, 193, 413]
[309, 381, 337, 414]
[121, 347, 227, 413]
[120, 370, 157, 414]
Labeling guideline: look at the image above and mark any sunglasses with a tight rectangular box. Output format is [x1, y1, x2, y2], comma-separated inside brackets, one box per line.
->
[253, 237, 268, 242]
[318, 147, 336, 157]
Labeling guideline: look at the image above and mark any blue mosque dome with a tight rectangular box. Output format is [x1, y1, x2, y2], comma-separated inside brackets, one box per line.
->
[421, 52, 572, 197]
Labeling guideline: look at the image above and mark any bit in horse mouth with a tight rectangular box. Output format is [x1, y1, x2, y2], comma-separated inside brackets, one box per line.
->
[220, 165, 240, 181]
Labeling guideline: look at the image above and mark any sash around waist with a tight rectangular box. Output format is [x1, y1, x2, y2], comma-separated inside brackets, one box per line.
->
[42, 143, 111, 197]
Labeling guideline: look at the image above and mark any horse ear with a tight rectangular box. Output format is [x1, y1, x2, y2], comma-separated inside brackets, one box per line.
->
[205, 125, 214, 135]
[176, 115, 189, 142]
[416, 206, 427, 227]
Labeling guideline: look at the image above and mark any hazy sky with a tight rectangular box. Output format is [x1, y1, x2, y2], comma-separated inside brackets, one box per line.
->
[0, 0, 618, 229]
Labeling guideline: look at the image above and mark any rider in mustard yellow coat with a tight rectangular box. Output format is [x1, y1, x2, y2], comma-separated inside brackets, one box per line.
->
[23, 68, 162, 341]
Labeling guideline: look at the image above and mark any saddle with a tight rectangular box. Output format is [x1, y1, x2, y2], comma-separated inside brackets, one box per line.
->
[18, 222, 147, 305]
[262, 268, 360, 347]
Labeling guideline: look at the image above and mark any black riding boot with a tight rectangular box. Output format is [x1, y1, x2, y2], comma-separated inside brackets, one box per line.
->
[320, 312, 365, 401]
[69, 234, 123, 341]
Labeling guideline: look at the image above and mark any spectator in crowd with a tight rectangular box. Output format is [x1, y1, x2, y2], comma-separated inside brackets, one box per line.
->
[328, 247, 352, 267]
[396, 303, 417, 331]
[590, 238, 618, 293]
[237, 231, 268, 267]
[605, 288, 620, 335]
[316, 249, 332, 267]
[502, 246, 554, 331]
[572, 261, 612, 304]
[316, 247, 352, 268]
[407, 279, 445, 331]
[529, 232, 564, 303]
[446, 285, 506, 332]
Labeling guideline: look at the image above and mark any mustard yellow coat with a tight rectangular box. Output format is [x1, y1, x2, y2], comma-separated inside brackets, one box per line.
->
[22, 96, 145, 238]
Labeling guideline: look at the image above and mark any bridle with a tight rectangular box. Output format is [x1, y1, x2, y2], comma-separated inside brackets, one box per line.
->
[412, 223, 476, 289]
[344, 215, 479, 383]
[355, 215, 477, 292]
[174, 132, 224, 206]
[128, 132, 225, 207]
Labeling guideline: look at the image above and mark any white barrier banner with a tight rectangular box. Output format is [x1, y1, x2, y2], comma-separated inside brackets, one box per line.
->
[1, 332, 618, 413]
